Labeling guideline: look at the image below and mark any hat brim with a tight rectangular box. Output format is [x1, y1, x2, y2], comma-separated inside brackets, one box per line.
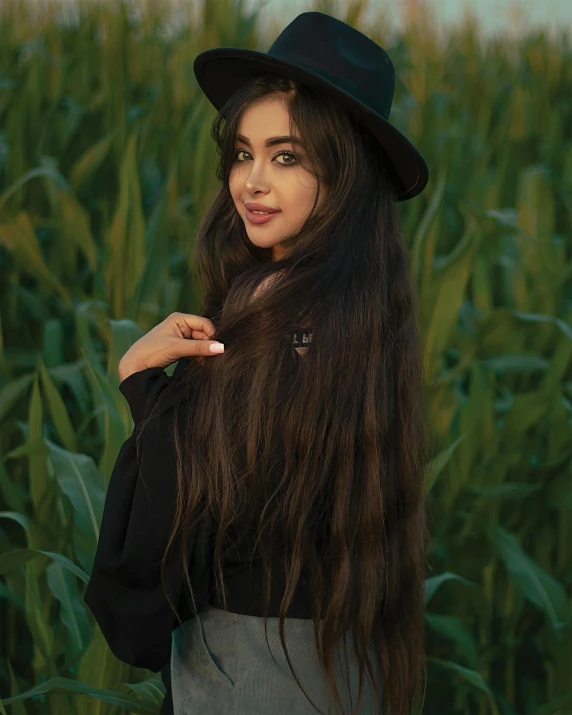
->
[194, 47, 428, 202]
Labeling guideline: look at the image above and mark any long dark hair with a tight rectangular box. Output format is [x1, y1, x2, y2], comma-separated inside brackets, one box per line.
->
[138, 74, 429, 715]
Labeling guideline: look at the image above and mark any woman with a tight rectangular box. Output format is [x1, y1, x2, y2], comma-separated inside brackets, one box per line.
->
[84, 11, 430, 715]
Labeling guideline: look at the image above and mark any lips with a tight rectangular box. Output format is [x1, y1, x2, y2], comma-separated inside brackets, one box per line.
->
[244, 203, 280, 214]
[245, 207, 280, 224]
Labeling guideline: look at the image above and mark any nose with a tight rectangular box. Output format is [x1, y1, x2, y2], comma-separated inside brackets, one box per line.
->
[245, 163, 272, 194]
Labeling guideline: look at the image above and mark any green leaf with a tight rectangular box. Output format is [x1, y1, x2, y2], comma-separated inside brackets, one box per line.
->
[0, 511, 30, 534]
[46, 439, 105, 545]
[26, 369, 50, 514]
[510, 309, 572, 341]
[108, 318, 145, 377]
[0, 211, 70, 304]
[4, 659, 26, 715]
[532, 692, 572, 715]
[470, 483, 542, 500]
[424, 435, 465, 493]
[104, 126, 146, 317]
[0, 548, 89, 584]
[69, 132, 116, 194]
[479, 354, 550, 373]
[0, 676, 159, 714]
[24, 560, 55, 668]
[124, 672, 165, 708]
[428, 657, 498, 709]
[59, 191, 98, 271]
[0, 166, 69, 215]
[424, 210, 480, 366]
[77, 625, 132, 715]
[46, 561, 91, 655]
[39, 360, 77, 453]
[425, 614, 478, 668]
[411, 165, 447, 282]
[486, 524, 569, 628]
[503, 391, 552, 436]
[424, 571, 476, 606]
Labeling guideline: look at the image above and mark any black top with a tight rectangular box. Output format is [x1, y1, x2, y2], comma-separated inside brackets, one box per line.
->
[83, 351, 316, 714]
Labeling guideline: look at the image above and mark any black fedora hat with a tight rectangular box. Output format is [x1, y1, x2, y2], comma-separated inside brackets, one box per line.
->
[193, 11, 429, 202]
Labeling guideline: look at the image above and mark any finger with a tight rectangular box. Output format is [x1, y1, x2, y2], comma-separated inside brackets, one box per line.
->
[201, 340, 224, 355]
[175, 338, 224, 357]
[191, 329, 211, 340]
[173, 314, 216, 339]
[165, 339, 223, 364]
[184, 314, 216, 337]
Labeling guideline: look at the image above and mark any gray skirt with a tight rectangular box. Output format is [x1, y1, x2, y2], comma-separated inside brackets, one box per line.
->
[170, 604, 382, 714]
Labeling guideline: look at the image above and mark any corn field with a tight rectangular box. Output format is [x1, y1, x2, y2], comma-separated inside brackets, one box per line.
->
[0, 0, 571, 712]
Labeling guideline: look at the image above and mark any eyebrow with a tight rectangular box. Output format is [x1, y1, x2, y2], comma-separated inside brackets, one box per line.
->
[236, 134, 302, 147]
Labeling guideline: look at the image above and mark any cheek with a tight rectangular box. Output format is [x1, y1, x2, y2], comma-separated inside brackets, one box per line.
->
[295, 186, 319, 213]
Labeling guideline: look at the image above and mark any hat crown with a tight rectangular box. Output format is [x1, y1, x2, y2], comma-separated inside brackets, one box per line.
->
[267, 12, 395, 121]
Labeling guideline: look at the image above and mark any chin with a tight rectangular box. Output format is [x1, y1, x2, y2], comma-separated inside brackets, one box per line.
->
[246, 234, 280, 249]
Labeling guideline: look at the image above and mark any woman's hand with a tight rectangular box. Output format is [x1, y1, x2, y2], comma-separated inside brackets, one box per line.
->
[118, 312, 224, 381]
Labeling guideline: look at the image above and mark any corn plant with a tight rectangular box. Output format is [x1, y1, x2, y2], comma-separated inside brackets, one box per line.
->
[0, 0, 571, 713]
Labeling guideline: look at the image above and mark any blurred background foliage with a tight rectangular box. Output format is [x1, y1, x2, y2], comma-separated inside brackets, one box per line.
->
[0, 0, 571, 712]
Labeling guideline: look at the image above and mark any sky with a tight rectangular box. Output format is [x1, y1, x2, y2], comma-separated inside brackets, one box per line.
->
[248, 0, 572, 43]
[24, 0, 572, 45]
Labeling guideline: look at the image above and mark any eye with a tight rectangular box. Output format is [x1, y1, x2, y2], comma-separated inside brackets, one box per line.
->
[233, 149, 298, 166]
[274, 150, 298, 165]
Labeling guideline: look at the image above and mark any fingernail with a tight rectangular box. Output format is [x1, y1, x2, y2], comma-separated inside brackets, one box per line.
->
[209, 342, 225, 353]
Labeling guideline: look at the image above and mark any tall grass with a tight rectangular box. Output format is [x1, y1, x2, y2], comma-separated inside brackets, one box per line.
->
[0, 0, 571, 712]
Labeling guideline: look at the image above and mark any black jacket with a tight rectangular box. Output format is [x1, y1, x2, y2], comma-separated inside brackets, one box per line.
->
[83, 357, 211, 714]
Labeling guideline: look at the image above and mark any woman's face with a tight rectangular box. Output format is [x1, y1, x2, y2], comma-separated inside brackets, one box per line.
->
[229, 96, 327, 262]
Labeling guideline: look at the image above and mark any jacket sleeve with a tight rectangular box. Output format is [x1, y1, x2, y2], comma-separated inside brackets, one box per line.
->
[83, 358, 214, 674]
